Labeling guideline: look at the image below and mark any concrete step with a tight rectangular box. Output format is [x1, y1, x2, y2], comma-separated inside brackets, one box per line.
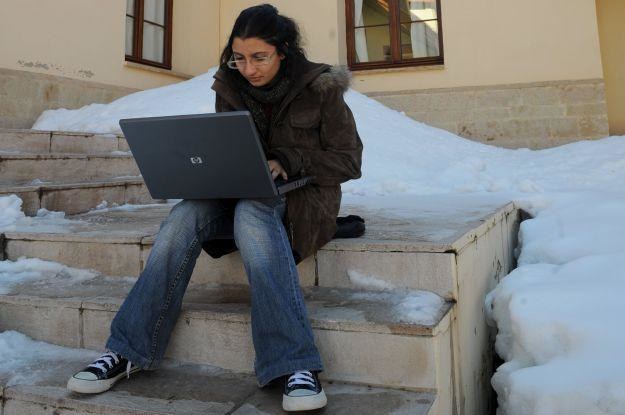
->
[0, 153, 139, 185]
[0, 177, 161, 216]
[2, 200, 518, 299]
[0, 277, 453, 395]
[0, 128, 128, 154]
[0, 353, 436, 415]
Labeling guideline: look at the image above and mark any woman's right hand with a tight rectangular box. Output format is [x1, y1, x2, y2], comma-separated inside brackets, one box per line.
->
[268, 159, 288, 181]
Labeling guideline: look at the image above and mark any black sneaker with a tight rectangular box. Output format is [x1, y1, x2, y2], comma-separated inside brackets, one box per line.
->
[282, 370, 327, 411]
[67, 351, 140, 394]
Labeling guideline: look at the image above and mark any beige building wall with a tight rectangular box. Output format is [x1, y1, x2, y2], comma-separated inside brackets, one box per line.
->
[0, 0, 610, 146]
[218, 0, 347, 66]
[0, 0, 220, 129]
[219, 0, 603, 92]
[596, 0, 625, 136]
[0, 0, 220, 89]
[218, 0, 609, 148]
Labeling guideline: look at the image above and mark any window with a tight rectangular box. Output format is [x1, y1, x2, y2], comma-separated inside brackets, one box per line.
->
[346, 0, 443, 70]
[125, 0, 173, 69]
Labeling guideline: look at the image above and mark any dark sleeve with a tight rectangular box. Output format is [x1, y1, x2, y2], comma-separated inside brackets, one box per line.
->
[215, 94, 235, 113]
[267, 87, 363, 186]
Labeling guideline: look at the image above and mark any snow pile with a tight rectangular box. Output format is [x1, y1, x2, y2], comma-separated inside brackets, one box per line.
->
[0, 331, 98, 386]
[485, 193, 625, 415]
[32, 69, 218, 135]
[20, 66, 625, 414]
[351, 289, 445, 326]
[0, 194, 26, 227]
[0, 257, 99, 295]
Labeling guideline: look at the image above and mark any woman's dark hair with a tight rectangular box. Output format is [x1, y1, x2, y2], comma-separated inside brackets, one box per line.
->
[219, 4, 306, 68]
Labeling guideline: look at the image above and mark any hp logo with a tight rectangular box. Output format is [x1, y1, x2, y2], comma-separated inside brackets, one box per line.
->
[190, 156, 203, 164]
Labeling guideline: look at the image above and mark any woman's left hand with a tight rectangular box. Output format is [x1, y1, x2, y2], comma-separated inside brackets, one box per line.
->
[268, 159, 288, 181]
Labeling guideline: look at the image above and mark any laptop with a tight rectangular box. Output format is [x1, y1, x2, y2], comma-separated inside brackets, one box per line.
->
[118, 111, 312, 199]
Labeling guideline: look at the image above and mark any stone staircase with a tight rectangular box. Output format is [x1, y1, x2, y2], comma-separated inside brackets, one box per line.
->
[0, 127, 521, 415]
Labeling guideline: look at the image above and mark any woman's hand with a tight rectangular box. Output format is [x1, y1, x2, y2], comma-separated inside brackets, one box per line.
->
[268, 159, 288, 181]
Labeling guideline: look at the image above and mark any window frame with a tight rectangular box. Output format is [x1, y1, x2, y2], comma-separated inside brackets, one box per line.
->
[125, 0, 174, 70]
[345, 0, 444, 71]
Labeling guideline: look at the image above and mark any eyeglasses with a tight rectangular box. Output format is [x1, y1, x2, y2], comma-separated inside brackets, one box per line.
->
[227, 51, 277, 70]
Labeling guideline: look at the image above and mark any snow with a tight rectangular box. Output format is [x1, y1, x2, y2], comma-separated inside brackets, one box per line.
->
[1, 66, 622, 413]
[0, 331, 98, 386]
[31, 69, 219, 135]
[0, 257, 99, 295]
[0, 194, 25, 227]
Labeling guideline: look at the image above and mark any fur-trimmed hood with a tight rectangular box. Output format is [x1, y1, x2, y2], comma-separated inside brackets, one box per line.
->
[309, 65, 351, 94]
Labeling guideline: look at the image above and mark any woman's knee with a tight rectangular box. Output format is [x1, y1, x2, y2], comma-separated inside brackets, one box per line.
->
[164, 199, 225, 234]
[233, 199, 284, 260]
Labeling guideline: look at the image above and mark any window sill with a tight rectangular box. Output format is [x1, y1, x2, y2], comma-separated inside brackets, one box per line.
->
[124, 60, 193, 80]
[351, 64, 445, 76]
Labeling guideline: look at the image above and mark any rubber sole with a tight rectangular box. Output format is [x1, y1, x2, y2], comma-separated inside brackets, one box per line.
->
[282, 389, 328, 411]
[67, 367, 140, 394]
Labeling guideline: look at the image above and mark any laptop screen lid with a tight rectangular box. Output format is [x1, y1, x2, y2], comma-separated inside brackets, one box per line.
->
[119, 111, 302, 199]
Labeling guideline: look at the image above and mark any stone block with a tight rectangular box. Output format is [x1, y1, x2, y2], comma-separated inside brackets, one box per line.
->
[118, 137, 130, 151]
[566, 102, 608, 117]
[0, 188, 40, 215]
[508, 105, 566, 119]
[548, 117, 579, 139]
[6, 239, 142, 277]
[0, 156, 87, 184]
[51, 133, 118, 154]
[124, 182, 155, 204]
[234, 383, 435, 415]
[458, 121, 504, 142]
[475, 89, 522, 108]
[520, 86, 561, 106]
[404, 111, 429, 122]
[470, 107, 511, 122]
[578, 114, 609, 138]
[3, 384, 235, 415]
[315, 329, 438, 390]
[0, 129, 50, 153]
[316, 250, 457, 299]
[84, 156, 140, 180]
[81, 308, 115, 350]
[427, 110, 471, 125]
[372, 94, 432, 113]
[558, 83, 605, 104]
[140, 247, 316, 287]
[500, 118, 551, 139]
[40, 184, 126, 215]
[0, 299, 81, 348]
[167, 311, 256, 373]
[428, 91, 476, 110]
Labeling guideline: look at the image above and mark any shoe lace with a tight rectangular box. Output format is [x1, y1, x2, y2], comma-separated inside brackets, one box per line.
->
[87, 352, 135, 378]
[87, 351, 120, 373]
[126, 360, 133, 379]
[287, 370, 316, 388]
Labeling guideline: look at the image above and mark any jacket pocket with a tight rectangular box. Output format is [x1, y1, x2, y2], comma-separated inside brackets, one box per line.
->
[290, 107, 321, 128]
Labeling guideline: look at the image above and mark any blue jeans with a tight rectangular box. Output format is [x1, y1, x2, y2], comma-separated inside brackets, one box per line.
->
[105, 196, 324, 386]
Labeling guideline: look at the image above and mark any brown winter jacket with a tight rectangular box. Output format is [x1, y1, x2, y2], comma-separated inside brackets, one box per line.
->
[202, 57, 363, 263]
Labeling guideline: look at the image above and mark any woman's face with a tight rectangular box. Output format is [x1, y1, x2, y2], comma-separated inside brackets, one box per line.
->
[231, 37, 284, 87]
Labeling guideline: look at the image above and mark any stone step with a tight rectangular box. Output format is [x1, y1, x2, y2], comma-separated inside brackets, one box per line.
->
[0, 177, 161, 216]
[0, 278, 454, 395]
[0, 354, 436, 415]
[0, 128, 128, 154]
[0, 153, 139, 185]
[2, 200, 517, 299]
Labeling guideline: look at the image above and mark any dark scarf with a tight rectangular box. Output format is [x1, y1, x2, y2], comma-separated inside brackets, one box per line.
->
[229, 60, 293, 143]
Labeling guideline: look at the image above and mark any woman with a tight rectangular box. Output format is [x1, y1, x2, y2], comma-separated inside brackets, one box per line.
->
[67, 4, 362, 412]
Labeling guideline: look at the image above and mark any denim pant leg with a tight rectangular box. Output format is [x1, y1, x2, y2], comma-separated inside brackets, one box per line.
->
[234, 196, 324, 386]
[106, 199, 234, 369]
